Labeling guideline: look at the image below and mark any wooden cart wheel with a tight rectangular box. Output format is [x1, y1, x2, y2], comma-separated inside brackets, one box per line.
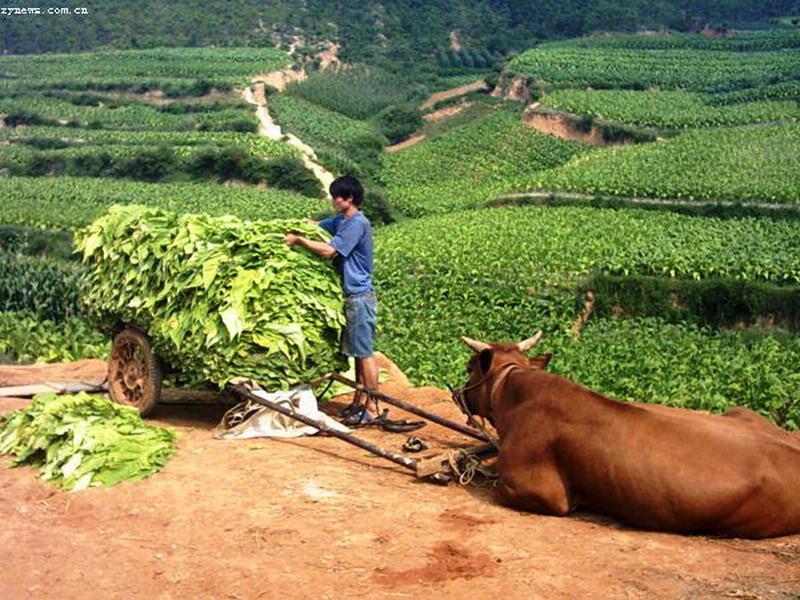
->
[108, 327, 162, 417]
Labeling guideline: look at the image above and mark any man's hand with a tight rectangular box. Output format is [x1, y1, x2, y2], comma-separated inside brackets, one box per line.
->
[284, 232, 336, 259]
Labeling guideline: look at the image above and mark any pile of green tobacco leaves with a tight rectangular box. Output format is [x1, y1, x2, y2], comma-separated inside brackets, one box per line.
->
[75, 205, 347, 388]
[0, 392, 177, 491]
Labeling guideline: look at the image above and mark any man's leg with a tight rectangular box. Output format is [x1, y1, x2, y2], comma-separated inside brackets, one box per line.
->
[353, 357, 365, 409]
[360, 355, 379, 416]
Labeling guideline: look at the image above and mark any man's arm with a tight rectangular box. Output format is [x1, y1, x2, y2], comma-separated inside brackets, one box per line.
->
[284, 233, 337, 259]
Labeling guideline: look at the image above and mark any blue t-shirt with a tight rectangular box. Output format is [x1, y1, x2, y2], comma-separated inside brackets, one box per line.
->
[319, 211, 374, 296]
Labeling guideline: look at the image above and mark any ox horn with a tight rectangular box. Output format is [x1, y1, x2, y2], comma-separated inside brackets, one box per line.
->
[517, 331, 543, 352]
[460, 336, 490, 352]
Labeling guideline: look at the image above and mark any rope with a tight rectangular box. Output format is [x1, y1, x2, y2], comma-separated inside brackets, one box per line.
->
[447, 450, 499, 487]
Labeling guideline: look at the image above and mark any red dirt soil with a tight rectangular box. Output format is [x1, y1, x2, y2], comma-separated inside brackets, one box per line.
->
[1, 359, 799, 599]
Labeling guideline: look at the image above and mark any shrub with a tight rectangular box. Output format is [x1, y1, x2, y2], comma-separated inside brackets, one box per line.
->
[3, 111, 45, 127]
[110, 145, 177, 181]
[360, 187, 398, 225]
[376, 104, 423, 145]
[66, 151, 113, 177]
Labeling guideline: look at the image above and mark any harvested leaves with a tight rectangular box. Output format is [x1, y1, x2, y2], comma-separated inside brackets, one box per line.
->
[75, 205, 347, 388]
[0, 392, 176, 491]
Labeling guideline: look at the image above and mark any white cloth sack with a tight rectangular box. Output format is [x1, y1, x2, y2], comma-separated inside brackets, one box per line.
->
[215, 381, 350, 440]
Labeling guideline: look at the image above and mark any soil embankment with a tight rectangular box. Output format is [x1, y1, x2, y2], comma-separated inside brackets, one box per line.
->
[523, 107, 609, 146]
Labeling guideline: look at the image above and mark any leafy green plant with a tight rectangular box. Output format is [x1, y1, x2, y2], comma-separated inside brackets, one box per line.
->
[0, 176, 327, 230]
[75, 205, 348, 388]
[374, 205, 800, 387]
[0, 252, 84, 321]
[532, 124, 800, 205]
[0, 392, 176, 491]
[0, 311, 108, 364]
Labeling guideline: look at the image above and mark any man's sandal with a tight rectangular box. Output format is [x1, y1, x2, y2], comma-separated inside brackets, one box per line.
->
[339, 401, 363, 420]
[344, 409, 426, 433]
[381, 416, 426, 433]
[342, 408, 384, 428]
[402, 436, 429, 453]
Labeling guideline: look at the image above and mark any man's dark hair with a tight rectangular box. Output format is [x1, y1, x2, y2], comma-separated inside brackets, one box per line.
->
[329, 175, 364, 206]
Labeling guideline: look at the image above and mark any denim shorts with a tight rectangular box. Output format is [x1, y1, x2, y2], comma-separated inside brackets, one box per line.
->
[342, 291, 377, 358]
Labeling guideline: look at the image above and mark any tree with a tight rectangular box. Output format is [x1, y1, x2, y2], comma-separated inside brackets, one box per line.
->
[376, 104, 423, 145]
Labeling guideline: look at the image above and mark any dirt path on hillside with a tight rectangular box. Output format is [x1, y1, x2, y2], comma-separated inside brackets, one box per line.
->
[242, 83, 335, 191]
[385, 134, 426, 153]
[2, 359, 799, 599]
[423, 103, 469, 123]
[421, 81, 487, 110]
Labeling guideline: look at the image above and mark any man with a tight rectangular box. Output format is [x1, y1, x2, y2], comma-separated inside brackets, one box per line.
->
[284, 175, 380, 426]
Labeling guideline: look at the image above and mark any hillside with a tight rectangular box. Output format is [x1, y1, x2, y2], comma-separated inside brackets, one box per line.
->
[3, 0, 800, 68]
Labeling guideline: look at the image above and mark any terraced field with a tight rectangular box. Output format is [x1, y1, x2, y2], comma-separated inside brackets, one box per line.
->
[508, 29, 800, 91]
[0, 126, 298, 159]
[0, 177, 327, 230]
[374, 205, 800, 425]
[379, 108, 589, 216]
[268, 93, 382, 153]
[539, 89, 800, 128]
[0, 47, 289, 92]
[531, 124, 800, 204]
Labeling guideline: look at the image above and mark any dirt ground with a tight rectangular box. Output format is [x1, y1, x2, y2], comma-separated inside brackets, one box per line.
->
[1, 360, 799, 599]
[384, 134, 426, 153]
[523, 108, 609, 146]
[421, 81, 488, 110]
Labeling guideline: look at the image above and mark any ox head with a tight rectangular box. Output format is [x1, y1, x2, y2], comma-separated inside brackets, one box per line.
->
[454, 332, 552, 426]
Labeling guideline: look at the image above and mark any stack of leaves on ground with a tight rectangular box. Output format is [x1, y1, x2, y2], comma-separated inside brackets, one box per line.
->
[0, 392, 177, 491]
[75, 205, 347, 388]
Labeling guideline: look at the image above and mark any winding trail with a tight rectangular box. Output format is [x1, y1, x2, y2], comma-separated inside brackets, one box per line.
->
[242, 82, 335, 192]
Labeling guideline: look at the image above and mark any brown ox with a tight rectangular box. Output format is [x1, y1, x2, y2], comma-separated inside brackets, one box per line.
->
[458, 333, 800, 538]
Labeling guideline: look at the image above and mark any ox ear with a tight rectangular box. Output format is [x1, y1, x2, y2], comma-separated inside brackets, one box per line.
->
[479, 349, 493, 374]
[528, 352, 553, 370]
[517, 331, 543, 353]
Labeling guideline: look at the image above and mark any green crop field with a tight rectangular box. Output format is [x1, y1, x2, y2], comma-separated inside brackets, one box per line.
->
[269, 93, 383, 153]
[374, 205, 800, 424]
[547, 317, 800, 428]
[0, 47, 289, 92]
[379, 108, 590, 216]
[531, 124, 800, 204]
[288, 66, 410, 119]
[539, 89, 800, 128]
[0, 93, 256, 131]
[0, 126, 298, 159]
[0, 177, 327, 230]
[1, 35, 798, 430]
[508, 45, 800, 91]
[545, 29, 800, 51]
